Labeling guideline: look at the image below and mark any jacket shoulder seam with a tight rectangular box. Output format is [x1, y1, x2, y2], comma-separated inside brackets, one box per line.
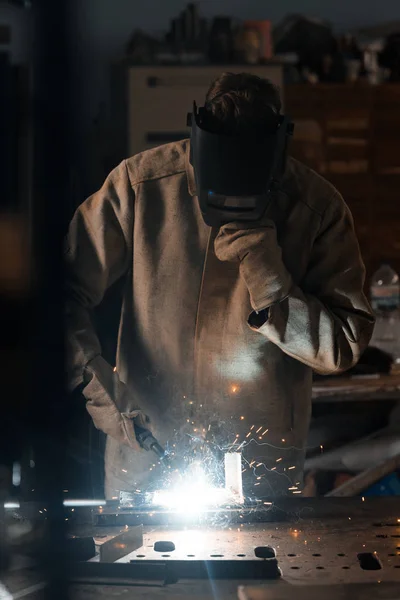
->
[285, 157, 340, 218]
[316, 190, 341, 236]
[280, 183, 327, 219]
[296, 196, 325, 217]
[298, 187, 340, 218]
[125, 161, 186, 189]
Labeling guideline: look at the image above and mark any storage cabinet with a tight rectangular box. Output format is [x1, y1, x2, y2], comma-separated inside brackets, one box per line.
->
[126, 64, 283, 155]
[285, 84, 400, 277]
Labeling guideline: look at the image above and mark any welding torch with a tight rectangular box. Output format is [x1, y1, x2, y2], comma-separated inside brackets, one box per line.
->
[135, 426, 171, 468]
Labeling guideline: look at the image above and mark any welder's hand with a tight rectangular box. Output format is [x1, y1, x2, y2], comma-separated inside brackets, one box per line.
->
[82, 355, 151, 452]
[214, 220, 292, 312]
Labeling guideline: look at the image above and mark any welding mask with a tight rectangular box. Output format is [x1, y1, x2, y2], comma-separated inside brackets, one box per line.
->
[187, 102, 294, 227]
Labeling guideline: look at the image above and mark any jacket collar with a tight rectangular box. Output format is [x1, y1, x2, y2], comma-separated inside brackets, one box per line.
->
[185, 141, 197, 197]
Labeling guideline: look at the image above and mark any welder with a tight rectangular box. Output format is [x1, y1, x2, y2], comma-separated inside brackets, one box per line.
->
[65, 72, 374, 500]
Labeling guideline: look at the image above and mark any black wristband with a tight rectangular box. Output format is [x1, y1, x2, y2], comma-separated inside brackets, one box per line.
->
[248, 307, 270, 329]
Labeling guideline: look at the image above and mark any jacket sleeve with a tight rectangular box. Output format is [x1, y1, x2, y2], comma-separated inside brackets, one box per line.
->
[65, 161, 148, 449]
[250, 192, 375, 375]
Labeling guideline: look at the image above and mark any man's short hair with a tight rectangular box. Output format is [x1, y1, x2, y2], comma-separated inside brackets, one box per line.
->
[204, 72, 282, 135]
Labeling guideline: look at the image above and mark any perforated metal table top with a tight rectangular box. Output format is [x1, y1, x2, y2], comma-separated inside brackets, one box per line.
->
[112, 517, 400, 585]
[3, 498, 400, 598]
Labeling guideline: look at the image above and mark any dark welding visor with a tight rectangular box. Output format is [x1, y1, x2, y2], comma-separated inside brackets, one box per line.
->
[187, 102, 294, 227]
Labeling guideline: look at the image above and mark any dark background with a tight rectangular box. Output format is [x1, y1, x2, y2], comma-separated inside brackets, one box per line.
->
[68, 0, 395, 137]
[2, 0, 400, 199]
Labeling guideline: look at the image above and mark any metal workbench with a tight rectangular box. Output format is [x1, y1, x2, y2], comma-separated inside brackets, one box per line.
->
[2, 497, 400, 599]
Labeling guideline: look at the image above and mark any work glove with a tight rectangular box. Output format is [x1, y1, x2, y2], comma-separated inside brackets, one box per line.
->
[214, 220, 292, 312]
[82, 355, 151, 452]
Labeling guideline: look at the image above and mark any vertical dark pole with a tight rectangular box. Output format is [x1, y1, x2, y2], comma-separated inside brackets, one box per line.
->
[31, 1, 70, 598]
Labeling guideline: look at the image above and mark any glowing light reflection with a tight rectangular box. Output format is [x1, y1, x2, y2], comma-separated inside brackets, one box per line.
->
[151, 464, 235, 513]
